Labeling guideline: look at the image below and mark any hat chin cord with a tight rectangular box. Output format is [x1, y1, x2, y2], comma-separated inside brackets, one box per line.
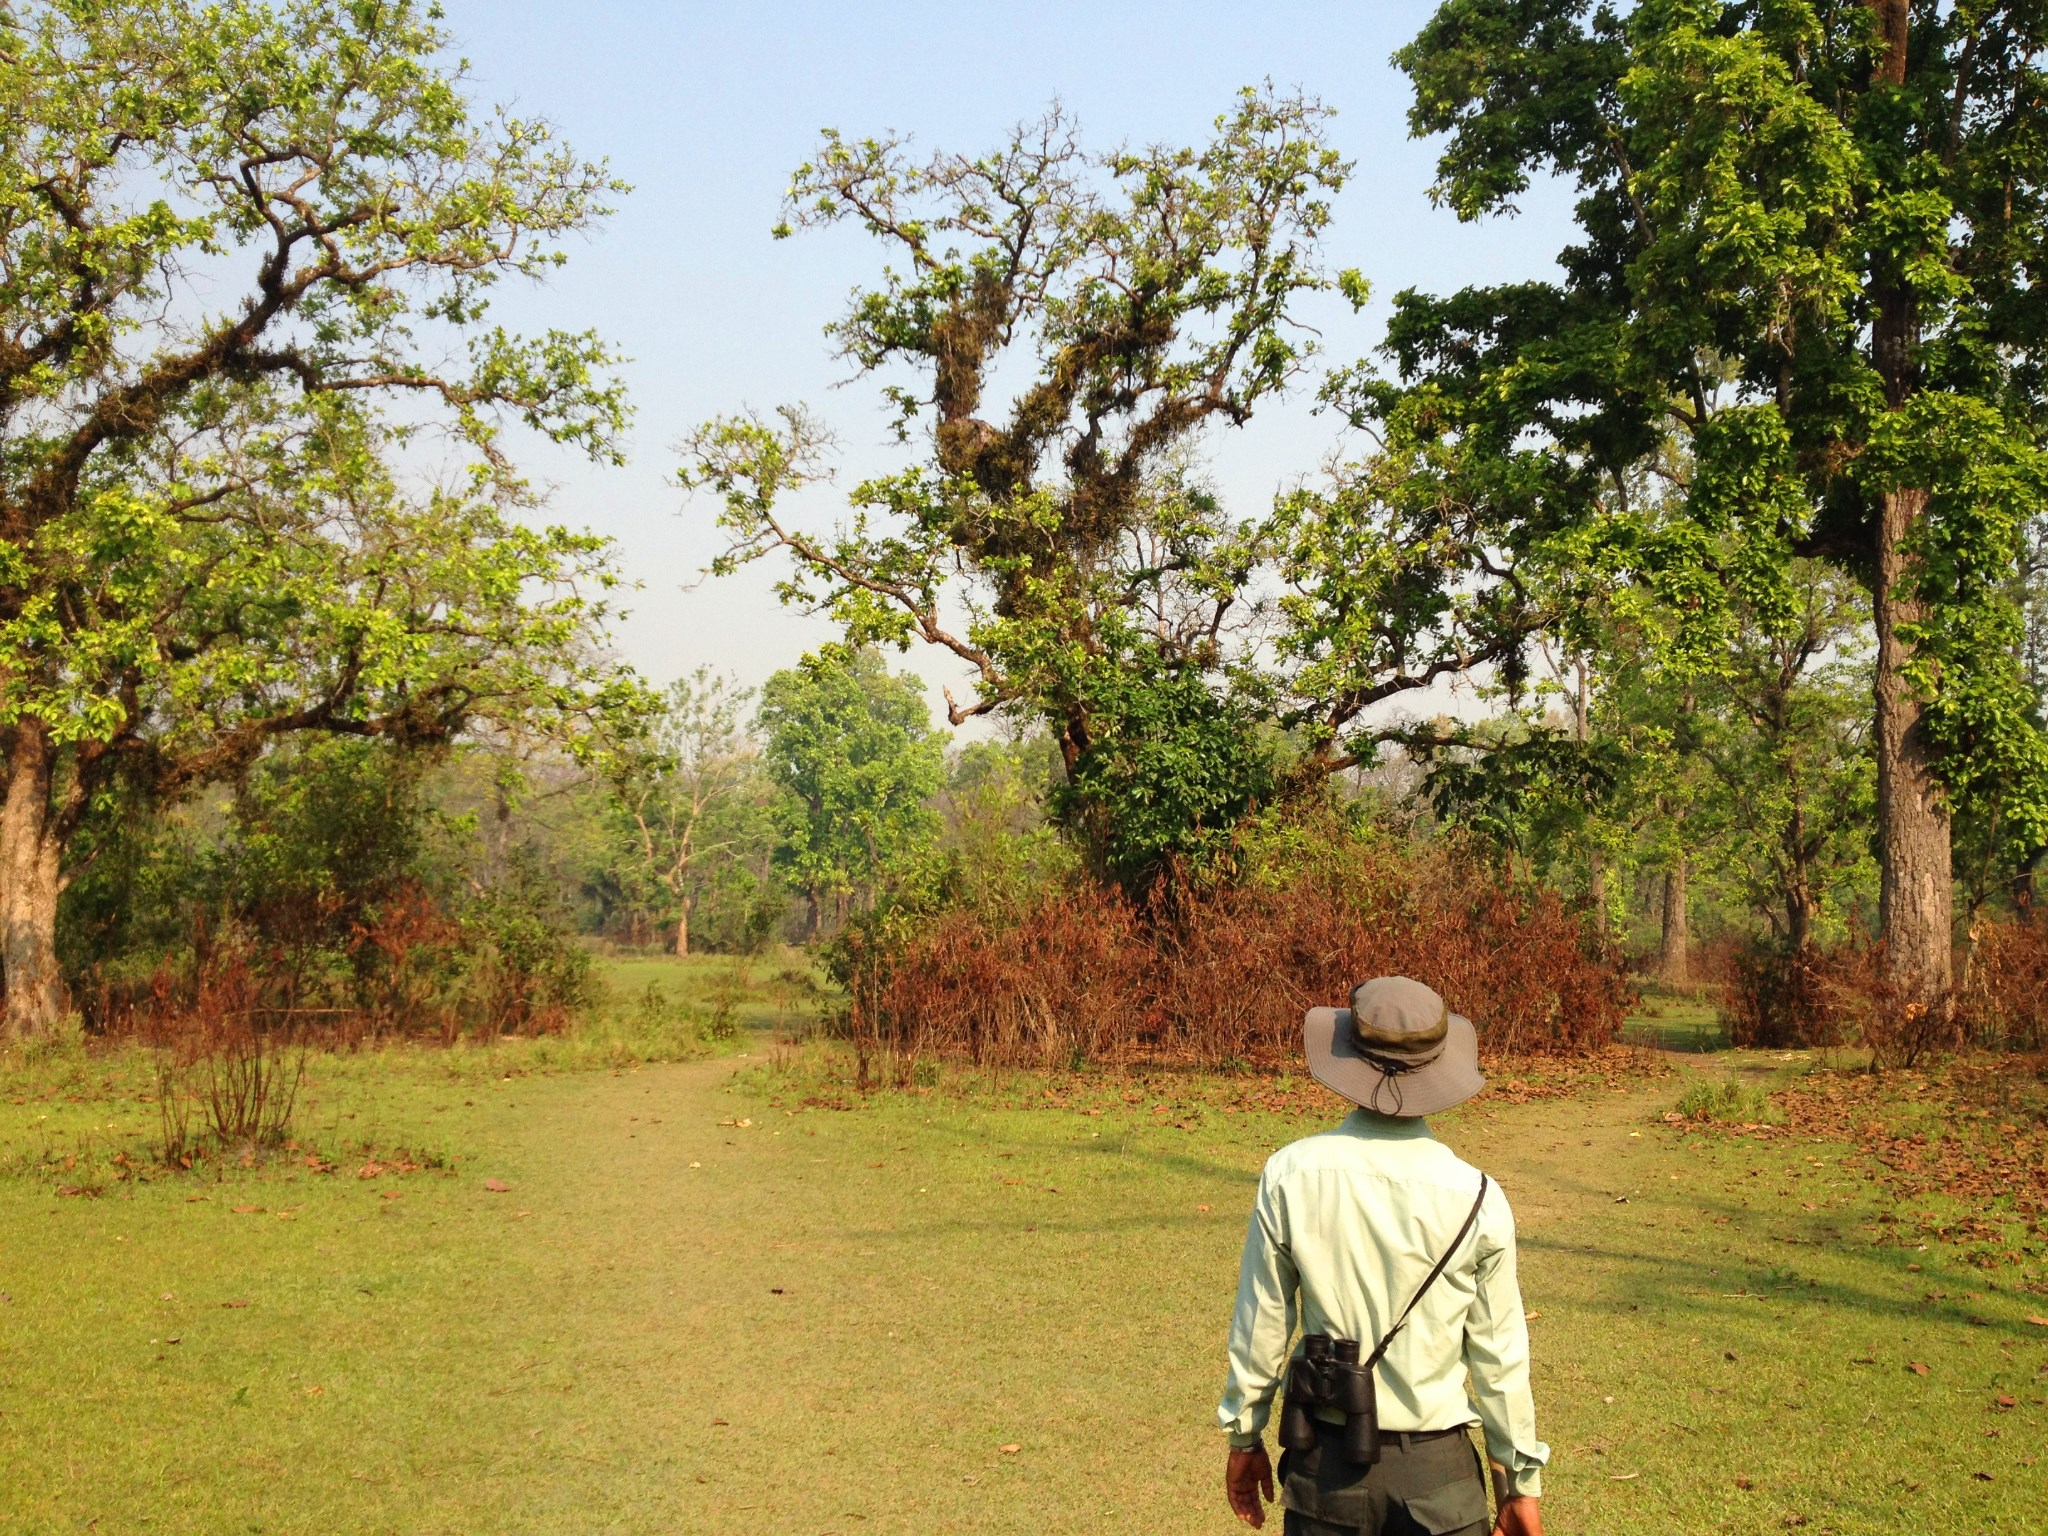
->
[1358, 1050, 1425, 1114]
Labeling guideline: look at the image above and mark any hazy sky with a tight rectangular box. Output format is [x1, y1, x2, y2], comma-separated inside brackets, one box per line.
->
[435, 1, 1575, 727]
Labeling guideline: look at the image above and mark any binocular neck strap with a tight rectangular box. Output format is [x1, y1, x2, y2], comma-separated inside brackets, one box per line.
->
[1365, 1173, 1489, 1370]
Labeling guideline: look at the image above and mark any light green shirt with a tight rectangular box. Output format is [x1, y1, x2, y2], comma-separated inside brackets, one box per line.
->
[1217, 1109, 1550, 1499]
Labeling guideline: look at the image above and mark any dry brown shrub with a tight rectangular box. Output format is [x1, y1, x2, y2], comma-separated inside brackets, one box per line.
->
[1722, 944, 1847, 1049]
[846, 832, 1629, 1073]
[1958, 919, 2048, 1052]
[1722, 936, 2028, 1067]
[145, 947, 306, 1164]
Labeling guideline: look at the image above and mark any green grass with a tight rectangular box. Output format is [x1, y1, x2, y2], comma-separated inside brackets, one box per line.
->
[1671, 1074, 1783, 1126]
[0, 1000, 2042, 1533]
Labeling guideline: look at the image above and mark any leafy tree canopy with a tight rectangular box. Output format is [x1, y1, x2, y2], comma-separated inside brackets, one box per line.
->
[1390, 0, 2048, 1003]
[0, 0, 634, 1028]
[755, 645, 945, 930]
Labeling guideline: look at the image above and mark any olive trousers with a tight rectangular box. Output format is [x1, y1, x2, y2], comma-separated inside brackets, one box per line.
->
[1277, 1421, 1492, 1536]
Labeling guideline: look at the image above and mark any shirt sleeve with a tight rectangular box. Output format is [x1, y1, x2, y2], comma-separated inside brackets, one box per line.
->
[1462, 1185, 1550, 1498]
[1217, 1167, 1298, 1449]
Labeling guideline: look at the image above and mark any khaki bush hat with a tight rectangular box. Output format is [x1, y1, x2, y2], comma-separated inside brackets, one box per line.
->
[1303, 975, 1485, 1116]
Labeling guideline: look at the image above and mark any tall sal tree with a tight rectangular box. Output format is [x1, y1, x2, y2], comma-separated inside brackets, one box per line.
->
[1396, 0, 2048, 1014]
[681, 91, 1362, 885]
[0, 0, 630, 1030]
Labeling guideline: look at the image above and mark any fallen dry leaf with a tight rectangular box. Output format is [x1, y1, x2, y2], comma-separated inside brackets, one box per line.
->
[1523, 1310, 1542, 1321]
[1973, 1471, 1995, 1482]
[231, 1204, 262, 1215]
[1734, 1477, 1754, 1490]
[482, 1179, 511, 1193]
[1000, 1443, 1021, 1454]
[1907, 1361, 1930, 1376]
[1995, 1395, 2017, 1410]
[2025, 1315, 2048, 1327]
[221, 1299, 250, 1309]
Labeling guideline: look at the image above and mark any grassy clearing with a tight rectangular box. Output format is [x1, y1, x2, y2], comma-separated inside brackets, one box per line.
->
[1620, 988, 1728, 1053]
[0, 999, 2042, 1534]
[0, 952, 821, 1195]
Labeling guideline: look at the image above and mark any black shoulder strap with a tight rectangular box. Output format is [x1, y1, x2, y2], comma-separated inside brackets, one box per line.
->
[1364, 1173, 1489, 1369]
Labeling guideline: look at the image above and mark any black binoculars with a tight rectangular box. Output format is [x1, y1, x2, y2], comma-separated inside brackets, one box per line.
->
[1277, 1333, 1381, 1464]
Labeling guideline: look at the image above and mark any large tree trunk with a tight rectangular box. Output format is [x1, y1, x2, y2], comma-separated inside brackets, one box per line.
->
[1864, 0, 1951, 1019]
[1874, 485, 1953, 1015]
[675, 893, 692, 958]
[1, 723, 68, 1033]
[1659, 857, 1690, 986]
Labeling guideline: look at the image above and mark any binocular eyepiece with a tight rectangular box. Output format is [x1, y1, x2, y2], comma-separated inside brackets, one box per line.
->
[1278, 1333, 1381, 1464]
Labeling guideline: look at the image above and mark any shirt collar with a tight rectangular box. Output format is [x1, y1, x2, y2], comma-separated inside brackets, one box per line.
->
[1337, 1106, 1436, 1140]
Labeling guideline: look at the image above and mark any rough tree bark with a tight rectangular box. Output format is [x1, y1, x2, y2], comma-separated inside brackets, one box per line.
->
[0, 724, 68, 1032]
[1874, 484, 1953, 1011]
[675, 893, 693, 958]
[1659, 857, 1690, 987]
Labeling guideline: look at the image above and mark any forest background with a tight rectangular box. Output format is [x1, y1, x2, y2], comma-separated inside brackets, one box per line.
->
[3, 0, 2048, 1078]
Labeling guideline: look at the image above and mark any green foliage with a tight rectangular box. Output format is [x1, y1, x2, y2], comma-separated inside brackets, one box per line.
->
[1865, 396, 2048, 849]
[686, 92, 1464, 885]
[756, 646, 945, 926]
[62, 738, 592, 1036]
[1424, 727, 1622, 862]
[1392, 0, 2048, 880]
[1687, 568, 1878, 949]
[0, 0, 635, 1026]
[1054, 662, 1275, 886]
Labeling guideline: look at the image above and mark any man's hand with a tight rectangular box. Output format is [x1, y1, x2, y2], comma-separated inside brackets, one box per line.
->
[1494, 1494, 1543, 1536]
[1226, 1446, 1275, 1528]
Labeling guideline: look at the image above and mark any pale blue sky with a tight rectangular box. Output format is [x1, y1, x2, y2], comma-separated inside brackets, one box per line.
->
[437, 1, 1574, 722]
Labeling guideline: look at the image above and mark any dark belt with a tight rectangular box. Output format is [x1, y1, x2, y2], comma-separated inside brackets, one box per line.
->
[1380, 1427, 1470, 1451]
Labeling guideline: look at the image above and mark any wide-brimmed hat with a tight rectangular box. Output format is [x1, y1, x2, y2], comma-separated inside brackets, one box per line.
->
[1304, 976, 1484, 1116]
